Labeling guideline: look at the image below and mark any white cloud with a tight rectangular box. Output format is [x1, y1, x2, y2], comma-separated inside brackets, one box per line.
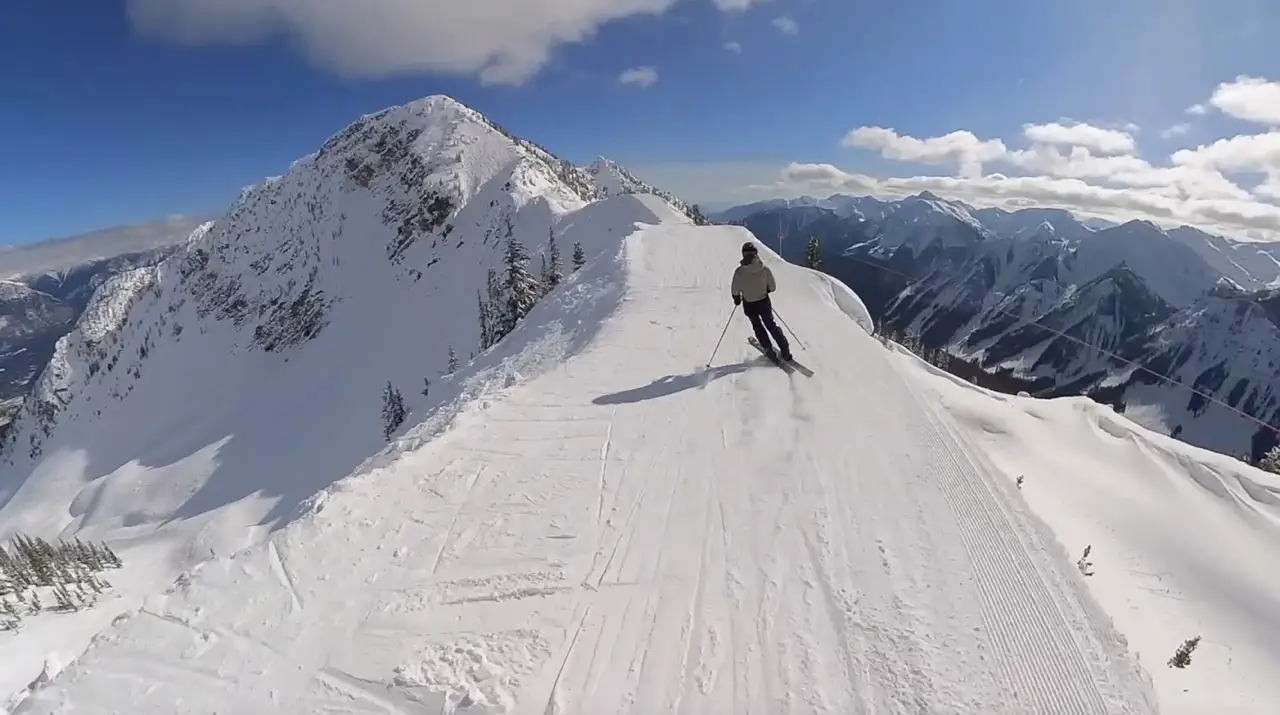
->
[760, 82, 1280, 240]
[1021, 122, 1136, 155]
[725, 41, 743, 54]
[1160, 123, 1192, 139]
[772, 16, 798, 35]
[618, 66, 658, 88]
[841, 126, 1007, 179]
[127, 0, 690, 84]
[1187, 104, 1209, 116]
[1207, 76, 1280, 126]
[711, 0, 770, 10]
[741, 163, 1280, 241]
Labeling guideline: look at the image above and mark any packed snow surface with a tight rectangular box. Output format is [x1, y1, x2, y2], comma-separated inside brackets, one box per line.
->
[907, 354, 1280, 715]
[7, 221, 1172, 714]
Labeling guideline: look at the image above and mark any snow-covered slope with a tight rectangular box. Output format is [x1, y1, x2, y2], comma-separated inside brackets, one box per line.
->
[0, 94, 677, 534]
[1167, 226, 1280, 289]
[904, 350, 1280, 715]
[0, 281, 77, 404]
[0, 95, 689, 702]
[1104, 286, 1280, 458]
[0, 244, 185, 402]
[6, 220, 1166, 715]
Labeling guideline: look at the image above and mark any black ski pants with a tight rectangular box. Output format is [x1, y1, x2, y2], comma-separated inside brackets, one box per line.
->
[743, 295, 790, 356]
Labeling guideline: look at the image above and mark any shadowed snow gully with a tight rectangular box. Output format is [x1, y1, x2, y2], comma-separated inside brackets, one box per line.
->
[14, 223, 1158, 714]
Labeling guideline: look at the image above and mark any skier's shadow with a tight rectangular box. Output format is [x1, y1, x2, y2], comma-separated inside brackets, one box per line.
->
[591, 358, 766, 405]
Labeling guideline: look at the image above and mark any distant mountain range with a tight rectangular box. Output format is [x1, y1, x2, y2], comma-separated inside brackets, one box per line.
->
[0, 219, 204, 409]
[719, 193, 1280, 461]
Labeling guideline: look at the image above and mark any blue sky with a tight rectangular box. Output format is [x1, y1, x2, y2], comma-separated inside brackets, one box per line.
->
[3, 0, 1280, 245]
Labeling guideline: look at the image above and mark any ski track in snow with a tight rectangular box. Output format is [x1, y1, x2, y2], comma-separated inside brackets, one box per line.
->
[11, 223, 1157, 714]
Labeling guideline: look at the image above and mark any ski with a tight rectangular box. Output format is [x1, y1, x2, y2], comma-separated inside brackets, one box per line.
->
[747, 337, 813, 377]
[746, 337, 788, 369]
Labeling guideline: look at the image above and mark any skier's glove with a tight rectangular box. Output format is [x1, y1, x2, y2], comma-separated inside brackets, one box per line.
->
[733, 295, 742, 306]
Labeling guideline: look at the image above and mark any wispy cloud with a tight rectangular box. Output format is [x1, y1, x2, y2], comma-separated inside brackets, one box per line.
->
[619, 66, 659, 88]
[672, 76, 1280, 240]
[127, 0, 703, 85]
[725, 41, 743, 54]
[772, 16, 798, 35]
[711, 0, 771, 10]
[1160, 123, 1192, 139]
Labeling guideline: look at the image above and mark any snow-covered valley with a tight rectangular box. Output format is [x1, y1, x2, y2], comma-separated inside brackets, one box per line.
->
[1, 96, 1278, 714]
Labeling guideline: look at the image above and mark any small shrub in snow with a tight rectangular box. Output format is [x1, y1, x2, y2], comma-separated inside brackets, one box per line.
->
[1258, 445, 1280, 475]
[421, 378, 431, 397]
[1076, 545, 1094, 576]
[1016, 475, 1025, 489]
[1168, 636, 1201, 668]
[381, 381, 407, 441]
[572, 242, 585, 272]
[446, 346, 459, 374]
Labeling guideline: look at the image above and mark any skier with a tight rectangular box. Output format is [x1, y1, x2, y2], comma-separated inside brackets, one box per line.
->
[731, 241, 792, 362]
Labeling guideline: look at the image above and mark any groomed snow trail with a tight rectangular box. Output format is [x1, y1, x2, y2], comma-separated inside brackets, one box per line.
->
[16, 223, 1158, 714]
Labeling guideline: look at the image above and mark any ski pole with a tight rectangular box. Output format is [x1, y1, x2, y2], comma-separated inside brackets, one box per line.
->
[706, 305, 737, 367]
[773, 307, 807, 352]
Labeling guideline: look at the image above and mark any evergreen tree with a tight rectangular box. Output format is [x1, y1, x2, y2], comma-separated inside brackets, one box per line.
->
[572, 242, 586, 272]
[688, 204, 710, 226]
[446, 346, 459, 373]
[541, 228, 563, 294]
[805, 236, 822, 270]
[381, 382, 407, 441]
[501, 228, 540, 335]
[477, 291, 491, 351]
[480, 268, 504, 350]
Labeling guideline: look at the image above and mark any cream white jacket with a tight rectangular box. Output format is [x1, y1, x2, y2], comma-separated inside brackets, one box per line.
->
[731, 256, 776, 303]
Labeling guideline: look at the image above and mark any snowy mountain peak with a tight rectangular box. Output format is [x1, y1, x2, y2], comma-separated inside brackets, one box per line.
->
[584, 156, 647, 196]
[1013, 220, 1059, 242]
[582, 155, 703, 221]
[1073, 220, 1228, 307]
[897, 192, 988, 234]
[0, 92, 689, 518]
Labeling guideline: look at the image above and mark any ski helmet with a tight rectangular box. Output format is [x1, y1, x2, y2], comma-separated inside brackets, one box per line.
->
[741, 241, 757, 254]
